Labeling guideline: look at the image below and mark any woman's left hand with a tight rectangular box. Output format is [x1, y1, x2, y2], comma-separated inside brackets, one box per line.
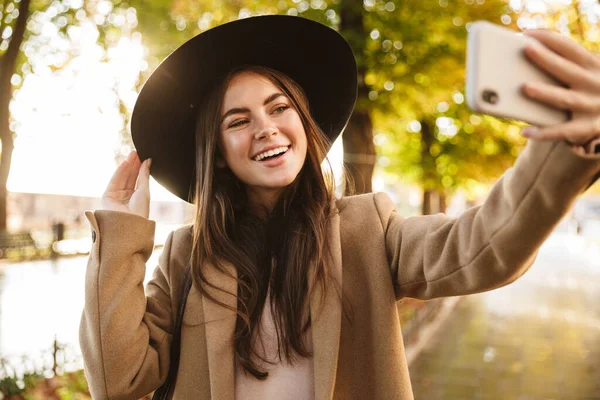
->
[519, 28, 600, 151]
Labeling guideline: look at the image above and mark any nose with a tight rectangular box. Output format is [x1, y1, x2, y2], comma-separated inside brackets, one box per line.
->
[254, 116, 277, 140]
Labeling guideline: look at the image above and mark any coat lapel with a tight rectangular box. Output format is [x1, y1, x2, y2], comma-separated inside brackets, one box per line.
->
[201, 261, 238, 400]
[200, 207, 343, 400]
[309, 210, 343, 400]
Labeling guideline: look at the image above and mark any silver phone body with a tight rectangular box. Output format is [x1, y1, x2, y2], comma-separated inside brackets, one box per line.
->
[466, 21, 569, 127]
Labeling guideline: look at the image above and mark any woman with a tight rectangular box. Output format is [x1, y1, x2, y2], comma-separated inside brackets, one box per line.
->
[79, 15, 600, 399]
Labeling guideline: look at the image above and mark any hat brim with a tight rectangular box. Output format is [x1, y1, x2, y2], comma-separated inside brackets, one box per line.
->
[131, 15, 357, 204]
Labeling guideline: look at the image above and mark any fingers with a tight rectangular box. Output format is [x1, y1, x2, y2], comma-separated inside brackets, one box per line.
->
[515, 29, 600, 149]
[521, 116, 600, 145]
[523, 40, 598, 90]
[523, 29, 600, 70]
[135, 158, 152, 191]
[106, 151, 136, 191]
[126, 152, 142, 190]
[522, 82, 600, 113]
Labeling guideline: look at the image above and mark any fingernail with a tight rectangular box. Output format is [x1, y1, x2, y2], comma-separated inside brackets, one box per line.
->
[148, 158, 152, 168]
[522, 127, 537, 138]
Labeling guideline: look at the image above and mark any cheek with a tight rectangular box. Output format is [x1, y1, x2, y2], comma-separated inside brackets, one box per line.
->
[297, 126, 308, 154]
[288, 114, 307, 145]
[300, 139, 308, 161]
[221, 134, 248, 161]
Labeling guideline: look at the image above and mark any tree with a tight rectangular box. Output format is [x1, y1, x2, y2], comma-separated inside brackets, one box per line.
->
[0, 0, 131, 231]
[361, 0, 527, 214]
[0, 0, 32, 231]
[338, 1, 376, 194]
[339, 0, 524, 205]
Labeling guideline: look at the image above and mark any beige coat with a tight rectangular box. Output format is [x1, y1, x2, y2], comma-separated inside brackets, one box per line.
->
[80, 139, 600, 399]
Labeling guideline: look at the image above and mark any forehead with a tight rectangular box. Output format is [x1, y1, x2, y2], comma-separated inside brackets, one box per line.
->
[222, 72, 280, 104]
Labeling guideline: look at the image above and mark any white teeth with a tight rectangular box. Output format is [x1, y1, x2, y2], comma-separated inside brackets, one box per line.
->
[254, 146, 289, 161]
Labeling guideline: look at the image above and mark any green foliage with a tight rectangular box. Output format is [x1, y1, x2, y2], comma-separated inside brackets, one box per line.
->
[130, 0, 334, 72]
[55, 370, 90, 399]
[0, 375, 23, 397]
[0, 358, 43, 397]
[1, 0, 72, 81]
[0, 0, 102, 143]
[6, 0, 580, 200]
[359, 0, 525, 198]
[2, 0, 597, 203]
[22, 371, 44, 390]
[0, 357, 22, 397]
[376, 104, 526, 195]
[0, 341, 90, 399]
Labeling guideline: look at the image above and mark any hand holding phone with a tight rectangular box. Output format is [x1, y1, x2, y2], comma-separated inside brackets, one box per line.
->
[466, 21, 600, 147]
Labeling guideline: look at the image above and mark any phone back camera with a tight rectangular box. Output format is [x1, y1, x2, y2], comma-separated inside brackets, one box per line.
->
[482, 89, 499, 105]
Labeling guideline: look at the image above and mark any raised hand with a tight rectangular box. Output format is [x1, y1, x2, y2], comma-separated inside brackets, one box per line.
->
[520, 29, 600, 151]
[100, 150, 152, 219]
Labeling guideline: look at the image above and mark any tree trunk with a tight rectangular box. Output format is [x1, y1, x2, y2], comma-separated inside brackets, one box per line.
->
[422, 190, 447, 215]
[420, 120, 434, 215]
[0, 0, 31, 231]
[439, 191, 447, 214]
[339, 1, 375, 195]
[420, 120, 448, 215]
[342, 112, 375, 194]
[422, 190, 432, 215]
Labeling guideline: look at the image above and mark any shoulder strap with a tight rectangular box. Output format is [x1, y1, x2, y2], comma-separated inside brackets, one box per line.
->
[152, 262, 193, 400]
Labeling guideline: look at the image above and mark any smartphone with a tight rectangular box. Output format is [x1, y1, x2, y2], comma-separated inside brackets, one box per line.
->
[466, 21, 569, 127]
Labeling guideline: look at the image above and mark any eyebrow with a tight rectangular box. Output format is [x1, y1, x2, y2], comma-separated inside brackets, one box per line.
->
[221, 92, 285, 124]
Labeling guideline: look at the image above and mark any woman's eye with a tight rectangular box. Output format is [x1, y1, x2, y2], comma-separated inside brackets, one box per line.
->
[229, 119, 248, 128]
[273, 105, 289, 114]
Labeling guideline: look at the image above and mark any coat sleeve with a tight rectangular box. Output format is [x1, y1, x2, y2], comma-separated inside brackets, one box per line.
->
[79, 210, 175, 400]
[375, 139, 600, 300]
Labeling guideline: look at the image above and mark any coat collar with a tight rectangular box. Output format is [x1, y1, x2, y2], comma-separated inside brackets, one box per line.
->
[199, 208, 343, 399]
[309, 208, 343, 399]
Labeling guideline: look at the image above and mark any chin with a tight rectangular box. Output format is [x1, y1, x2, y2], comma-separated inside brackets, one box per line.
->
[267, 178, 297, 189]
[262, 173, 300, 189]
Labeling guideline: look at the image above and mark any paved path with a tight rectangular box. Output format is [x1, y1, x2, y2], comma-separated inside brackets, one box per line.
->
[409, 233, 600, 400]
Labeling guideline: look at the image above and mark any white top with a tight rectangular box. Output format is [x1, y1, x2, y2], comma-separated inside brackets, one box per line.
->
[234, 286, 315, 399]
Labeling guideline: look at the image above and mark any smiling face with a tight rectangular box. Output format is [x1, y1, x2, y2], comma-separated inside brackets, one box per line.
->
[218, 71, 308, 209]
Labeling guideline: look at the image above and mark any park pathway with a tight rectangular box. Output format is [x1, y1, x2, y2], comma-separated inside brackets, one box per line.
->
[409, 233, 600, 400]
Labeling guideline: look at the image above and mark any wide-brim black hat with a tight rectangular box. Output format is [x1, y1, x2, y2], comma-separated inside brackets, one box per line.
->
[131, 15, 358, 204]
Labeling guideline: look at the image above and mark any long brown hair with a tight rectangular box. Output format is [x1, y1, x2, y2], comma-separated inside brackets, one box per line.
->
[189, 65, 339, 379]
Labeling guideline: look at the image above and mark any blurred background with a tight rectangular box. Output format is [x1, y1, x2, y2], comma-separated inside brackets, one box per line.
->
[0, 0, 599, 398]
